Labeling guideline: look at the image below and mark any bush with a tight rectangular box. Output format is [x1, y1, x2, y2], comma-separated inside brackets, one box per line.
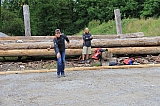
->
[77, 18, 160, 36]
[1, 9, 24, 36]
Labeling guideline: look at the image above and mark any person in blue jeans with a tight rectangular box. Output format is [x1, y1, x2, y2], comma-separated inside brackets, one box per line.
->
[48, 29, 70, 78]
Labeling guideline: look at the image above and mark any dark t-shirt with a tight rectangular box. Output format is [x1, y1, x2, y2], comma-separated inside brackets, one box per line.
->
[53, 34, 69, 54]
[82, 33, 92, 47]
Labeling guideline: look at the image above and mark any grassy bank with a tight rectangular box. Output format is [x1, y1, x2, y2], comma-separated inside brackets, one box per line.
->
[77, 18, 160, 36]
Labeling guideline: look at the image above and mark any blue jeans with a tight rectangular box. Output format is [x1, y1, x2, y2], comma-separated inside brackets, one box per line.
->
[57, 51, 65, 76]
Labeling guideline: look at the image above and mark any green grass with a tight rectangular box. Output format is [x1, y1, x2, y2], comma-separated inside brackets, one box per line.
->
[76, 18, 160, 36]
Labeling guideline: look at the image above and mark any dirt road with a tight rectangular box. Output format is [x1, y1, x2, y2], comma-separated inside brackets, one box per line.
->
[0, 67, 160, 106]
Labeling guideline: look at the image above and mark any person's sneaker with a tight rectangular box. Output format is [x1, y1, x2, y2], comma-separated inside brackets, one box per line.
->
[81, 60, 85, 64]
[61, 74, 66, 77]
[86, 60, 90, 64]
[57, 75, 61, 78]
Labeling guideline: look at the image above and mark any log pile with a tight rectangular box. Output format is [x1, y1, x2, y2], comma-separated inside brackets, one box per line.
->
[0, 32, 160, 57]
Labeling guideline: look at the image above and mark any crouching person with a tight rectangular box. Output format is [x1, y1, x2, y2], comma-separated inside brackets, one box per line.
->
[48, 29, 70, 78]
[82, 28, 93, 63]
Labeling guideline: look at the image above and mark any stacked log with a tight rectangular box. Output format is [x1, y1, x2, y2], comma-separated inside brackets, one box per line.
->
[0, 32, 160, 57]
[0, 32, 144, 41]
[0, 47, 160, 56]
[1, 36, 160, 49]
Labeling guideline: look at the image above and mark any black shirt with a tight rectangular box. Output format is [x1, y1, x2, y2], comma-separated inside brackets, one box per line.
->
[82, 32, 93, 47]
[53, 34, 69, 54]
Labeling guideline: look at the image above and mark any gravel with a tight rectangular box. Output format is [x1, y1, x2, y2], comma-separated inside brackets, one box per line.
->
[0, 67, 160, 106]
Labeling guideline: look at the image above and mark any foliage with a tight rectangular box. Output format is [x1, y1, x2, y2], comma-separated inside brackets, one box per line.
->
[30, 0, 76, 35]
[77, 18, 160, 36]
[1, 8, 24, 36]
[124, 18, 160, 36]
[141, 0, 160, 18]
[1, 0, 160, 36]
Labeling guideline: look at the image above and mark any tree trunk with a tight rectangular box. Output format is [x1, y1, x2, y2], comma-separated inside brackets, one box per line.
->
[0, 49, 82, 56]
[91, 37, 160, 48]
[1, 36, 160, 49]
[0, 46, 160, 56]
[108, 47, 160, 55]
[0, 35, 116, 41]
[0, 42, 53, 50]
[0, 32, 144, 41]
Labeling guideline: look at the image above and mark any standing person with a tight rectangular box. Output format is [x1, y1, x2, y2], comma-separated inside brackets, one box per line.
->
[47, 29, 70, 78]
[82, 28, 93, 63]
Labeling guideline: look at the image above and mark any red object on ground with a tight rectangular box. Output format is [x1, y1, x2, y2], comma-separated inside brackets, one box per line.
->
[123, 58, 134, 65]
[92, 48, 102, 60]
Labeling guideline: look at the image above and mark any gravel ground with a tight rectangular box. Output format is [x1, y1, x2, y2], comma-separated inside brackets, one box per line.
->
[0, 67, 160, 106]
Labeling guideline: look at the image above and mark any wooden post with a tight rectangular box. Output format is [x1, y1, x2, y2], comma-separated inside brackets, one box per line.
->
[114, 9, 122, 34]
[23, 5, 31, 36]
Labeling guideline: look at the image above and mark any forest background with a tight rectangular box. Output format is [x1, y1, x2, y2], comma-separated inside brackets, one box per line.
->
[0, 0, 160, 36]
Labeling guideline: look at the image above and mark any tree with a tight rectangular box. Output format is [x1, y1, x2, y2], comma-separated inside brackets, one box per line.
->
[141, 0, 160, 18]
[1, 0, 160, 36]
[1, 8, 24, 35]
[30, 0, 76, 35]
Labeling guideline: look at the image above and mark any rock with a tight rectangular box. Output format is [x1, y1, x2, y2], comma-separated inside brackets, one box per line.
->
[0, 32, 8, 37]
[102, 51, 113, 61]
[155, 59, 160, 62]
[154, 55, 160, 62]
[135, 58, 149, 64]
[133, 62, 140, 65]
[142, 59, 149, 64]
[109, 57, 117, 63]
[102, 61, 109, 66]
[9, 63, 19, 71]
[16, 40, 23, 43]
[135, 58, 144, 64]
[20, 65, 25, 69]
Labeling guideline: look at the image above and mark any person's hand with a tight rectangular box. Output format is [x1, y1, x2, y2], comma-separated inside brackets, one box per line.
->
[47, 45, 52, 51]
[82, 39, 84, 43]
[90, 36, 93, 38]
[57, 52, 61, 59]
[47, 48, 50, 51]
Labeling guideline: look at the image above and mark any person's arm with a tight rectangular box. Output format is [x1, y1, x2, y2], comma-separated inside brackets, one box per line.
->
[83, 34, 93, 41]
[53, 38, 59, 54]
[82, 34, 87, 41]
[63, 34, 70, 43]
[53, 38, 61, 58]
[89, 34, 93, 40]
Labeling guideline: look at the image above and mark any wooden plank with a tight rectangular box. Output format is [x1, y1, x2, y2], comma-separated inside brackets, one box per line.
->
[114, 9, 122, 34]
[23, 5, 31, 36]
